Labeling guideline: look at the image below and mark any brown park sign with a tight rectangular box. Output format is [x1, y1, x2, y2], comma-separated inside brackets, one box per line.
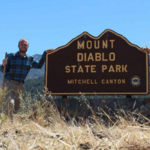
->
[45, 29, 149, 95]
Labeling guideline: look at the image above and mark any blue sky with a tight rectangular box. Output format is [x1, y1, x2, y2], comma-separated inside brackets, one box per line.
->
[0, 0, 150, 62]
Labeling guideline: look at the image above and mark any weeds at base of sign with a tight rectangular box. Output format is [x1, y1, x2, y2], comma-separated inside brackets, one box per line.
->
[1, 89, 150, 149]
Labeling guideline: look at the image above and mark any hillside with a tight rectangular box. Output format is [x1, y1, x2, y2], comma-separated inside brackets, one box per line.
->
[26, 54, 45, 80]
[24, 76, 44, 98]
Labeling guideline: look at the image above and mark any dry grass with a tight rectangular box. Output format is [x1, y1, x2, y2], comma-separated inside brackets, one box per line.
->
[0, 91, 150, 150]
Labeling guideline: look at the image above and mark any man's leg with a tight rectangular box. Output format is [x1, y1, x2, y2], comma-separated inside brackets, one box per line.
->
[4, 80, 25, 118]
[4, 89, 15, 119]
[14, 83, 24, 112]
[14, 91, 21, 112]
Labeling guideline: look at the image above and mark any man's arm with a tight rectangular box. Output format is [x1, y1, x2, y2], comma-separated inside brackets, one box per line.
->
[0, 54, 10, 73]
[31, 49, 53, 69]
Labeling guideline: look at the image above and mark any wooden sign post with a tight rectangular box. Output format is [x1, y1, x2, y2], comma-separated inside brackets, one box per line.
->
[45, 29, 149, 95]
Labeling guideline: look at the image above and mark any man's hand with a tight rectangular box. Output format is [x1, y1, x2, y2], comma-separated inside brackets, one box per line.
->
[45, 48, 54, 53]
[141, 46, 150, 53]
[2, 58, 8, 67]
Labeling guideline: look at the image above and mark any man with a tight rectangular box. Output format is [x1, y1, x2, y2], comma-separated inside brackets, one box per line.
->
[0, 39, 53, 119]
